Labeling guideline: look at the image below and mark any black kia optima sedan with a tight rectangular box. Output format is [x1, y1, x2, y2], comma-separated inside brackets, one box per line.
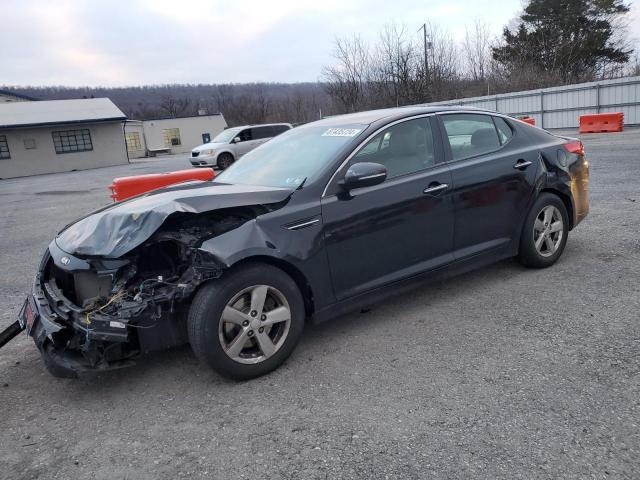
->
[17, 106, 589, 379]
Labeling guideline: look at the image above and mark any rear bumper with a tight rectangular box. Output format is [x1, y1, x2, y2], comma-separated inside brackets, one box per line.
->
[570, 155, 590, 228]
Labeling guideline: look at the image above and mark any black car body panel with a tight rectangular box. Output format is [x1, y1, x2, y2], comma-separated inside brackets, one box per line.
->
[21, 106, 589, 376]
[56, 182, 295, 258]
[322, 163, 456, 300]
[436, 115, 540, 259]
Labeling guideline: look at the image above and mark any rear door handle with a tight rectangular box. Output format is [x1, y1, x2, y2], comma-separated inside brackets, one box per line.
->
[513, 159, 532, 170]
[423, 183, 448, 195]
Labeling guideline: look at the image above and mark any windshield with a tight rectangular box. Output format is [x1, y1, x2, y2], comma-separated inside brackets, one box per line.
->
[215, 124, 365, 188]
[211, 127, 242, 143]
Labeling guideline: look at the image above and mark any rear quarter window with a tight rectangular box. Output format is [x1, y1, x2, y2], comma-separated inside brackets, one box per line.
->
[442, 114, 501, 161]
[493, 117, 513, 145]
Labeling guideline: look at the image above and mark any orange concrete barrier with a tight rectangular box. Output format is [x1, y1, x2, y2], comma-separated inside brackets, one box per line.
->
[579, 112, 624, 133]
[518, 116, 536, 126]
[109, 168, 215, 201]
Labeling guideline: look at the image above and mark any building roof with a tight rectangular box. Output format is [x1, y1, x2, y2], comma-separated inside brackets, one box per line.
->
[0, 98, 126, 129]
[138, 112, 223, 121]
[0, 89, 37, 101]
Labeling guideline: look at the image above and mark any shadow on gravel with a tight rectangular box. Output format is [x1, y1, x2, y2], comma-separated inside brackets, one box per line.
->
[34, 190, 92, 195]
[44, 258, 532, 389]
[3, 253, 570, 397]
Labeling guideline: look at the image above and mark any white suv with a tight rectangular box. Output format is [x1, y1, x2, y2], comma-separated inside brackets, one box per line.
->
[190, 123, 292, 169]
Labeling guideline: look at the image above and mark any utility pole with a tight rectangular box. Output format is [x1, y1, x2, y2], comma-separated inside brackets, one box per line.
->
[418, 23, 431, 100]
[396, 43, 401, 107]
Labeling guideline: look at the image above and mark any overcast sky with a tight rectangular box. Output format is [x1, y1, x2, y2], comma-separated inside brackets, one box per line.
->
[2, 0, 639, 87]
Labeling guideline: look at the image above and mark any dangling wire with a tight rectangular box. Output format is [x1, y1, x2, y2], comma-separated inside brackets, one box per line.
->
[84, 290, 126, 325]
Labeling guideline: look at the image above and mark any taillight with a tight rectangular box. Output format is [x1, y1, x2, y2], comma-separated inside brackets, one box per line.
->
[564, 140, 585, 156]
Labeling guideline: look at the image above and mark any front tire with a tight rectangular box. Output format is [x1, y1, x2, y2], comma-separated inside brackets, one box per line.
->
[217, 153, 234, 170]
[518, 192, 569, 268]
[188, 263, 305, 380]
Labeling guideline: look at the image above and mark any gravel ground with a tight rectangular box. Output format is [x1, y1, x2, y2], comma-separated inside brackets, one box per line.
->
[0, 130, 639, 480]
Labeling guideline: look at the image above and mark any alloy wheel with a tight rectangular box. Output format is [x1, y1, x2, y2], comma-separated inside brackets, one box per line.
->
[218, 154, 232, 169]
[218, 285, 292, 364]
[533, 205, 564, 257]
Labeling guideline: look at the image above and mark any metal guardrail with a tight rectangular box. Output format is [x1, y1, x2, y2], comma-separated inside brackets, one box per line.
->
[425, 76, 640, 128]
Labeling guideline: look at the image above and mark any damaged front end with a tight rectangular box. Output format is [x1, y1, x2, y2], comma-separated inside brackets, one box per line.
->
[21, 182, 293, 377]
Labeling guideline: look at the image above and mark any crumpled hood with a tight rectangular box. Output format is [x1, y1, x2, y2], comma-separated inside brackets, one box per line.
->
[56, 181, 293, 258]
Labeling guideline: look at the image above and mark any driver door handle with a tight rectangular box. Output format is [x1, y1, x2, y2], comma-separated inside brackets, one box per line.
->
[513, 159, 532, 170]
[423, 183, 448, 195]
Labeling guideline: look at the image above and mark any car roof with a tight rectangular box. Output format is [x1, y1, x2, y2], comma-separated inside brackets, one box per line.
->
[308, 105, 494, 127]
[230, 123, 292, 129]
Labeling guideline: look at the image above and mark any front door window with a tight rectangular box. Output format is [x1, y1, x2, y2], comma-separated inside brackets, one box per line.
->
[352, 117, 436, 178]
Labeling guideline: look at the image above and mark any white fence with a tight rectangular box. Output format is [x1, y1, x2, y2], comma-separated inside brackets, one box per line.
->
[423, 76, 640, 129]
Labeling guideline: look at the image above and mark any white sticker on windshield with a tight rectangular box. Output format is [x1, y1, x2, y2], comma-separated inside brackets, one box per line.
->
[322, 128, 361, 137]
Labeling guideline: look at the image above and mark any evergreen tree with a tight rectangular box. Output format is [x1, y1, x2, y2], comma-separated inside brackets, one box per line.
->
[492, 0, 632, 84]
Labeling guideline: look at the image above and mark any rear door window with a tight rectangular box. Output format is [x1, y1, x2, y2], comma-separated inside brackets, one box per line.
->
[272, 125, 290, 135]
[441, 114, 501, 161]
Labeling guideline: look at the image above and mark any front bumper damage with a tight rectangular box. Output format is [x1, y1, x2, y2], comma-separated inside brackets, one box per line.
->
[12, 182, 293, 377]
[25, 240, 225, 377]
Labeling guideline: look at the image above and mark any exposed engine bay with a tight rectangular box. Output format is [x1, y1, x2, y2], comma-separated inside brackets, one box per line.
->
[38, 208, 265, 373]
[16, 181, 295, 377]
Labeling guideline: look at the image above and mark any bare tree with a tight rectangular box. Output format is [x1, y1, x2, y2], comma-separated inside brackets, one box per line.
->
[422, 22, 460, 101]
[159, 96, 191, 117]
[463, 19, 493, 82]
[372, 22, 422, 107]
[321, 35, 371, 112]
[626, 52, 640, 77]
[322, 22, 464, 113]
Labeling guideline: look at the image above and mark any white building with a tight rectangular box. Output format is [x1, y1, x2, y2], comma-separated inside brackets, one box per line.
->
[0, 98, 128, 179]
[124, 114, 228, 158]
[0, 92, 229, 177]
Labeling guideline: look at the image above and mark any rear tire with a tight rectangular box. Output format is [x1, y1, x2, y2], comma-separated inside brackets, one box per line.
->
[217, 153, 234, 170]
[518, 192, 569, 268]
[188, 263, 305, 380]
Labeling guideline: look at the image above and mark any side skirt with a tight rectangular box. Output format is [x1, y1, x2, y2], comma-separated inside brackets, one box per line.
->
[310, 244, 514, 325]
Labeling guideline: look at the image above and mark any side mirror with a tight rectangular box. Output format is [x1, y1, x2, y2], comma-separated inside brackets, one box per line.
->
[340, 162, 387, 190]
[232, 137, 241, 143]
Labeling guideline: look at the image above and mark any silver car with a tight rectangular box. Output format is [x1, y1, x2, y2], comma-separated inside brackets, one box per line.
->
[190, 123, 292, 169]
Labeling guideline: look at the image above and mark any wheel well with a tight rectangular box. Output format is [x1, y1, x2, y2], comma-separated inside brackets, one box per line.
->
[229, 256, 315, 318]
[540, 188, 574, 229]
[217, 151, 234, 161]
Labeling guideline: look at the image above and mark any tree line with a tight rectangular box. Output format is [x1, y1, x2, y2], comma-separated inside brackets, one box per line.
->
[323, 0, 636, 113]
[5, 83, 331, 126]
[4, 0, 637, 126]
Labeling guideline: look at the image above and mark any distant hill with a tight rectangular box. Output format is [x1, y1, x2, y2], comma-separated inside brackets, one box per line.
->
[3, 83, 333, 126]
